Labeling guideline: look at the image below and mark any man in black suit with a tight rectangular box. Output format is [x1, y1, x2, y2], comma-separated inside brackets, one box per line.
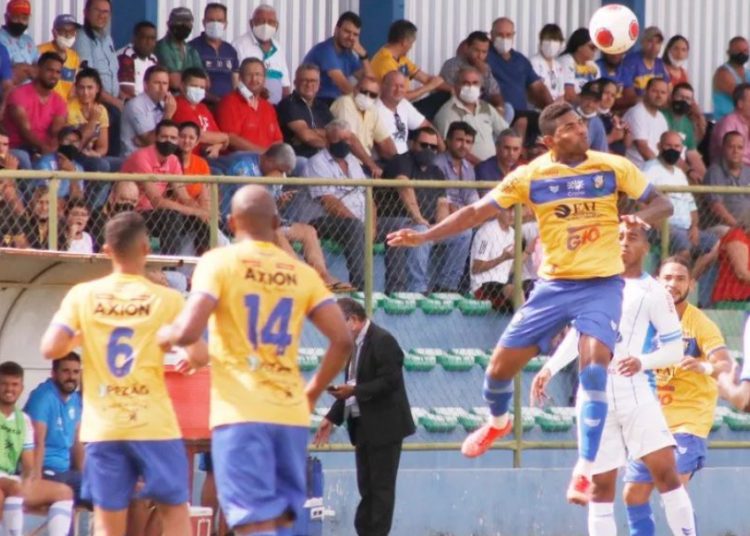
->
[314, 298, 415, 536]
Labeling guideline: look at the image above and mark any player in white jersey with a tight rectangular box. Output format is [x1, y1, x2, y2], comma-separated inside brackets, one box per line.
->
[718, 315, 750, 411]
[531, 224, 696, 536]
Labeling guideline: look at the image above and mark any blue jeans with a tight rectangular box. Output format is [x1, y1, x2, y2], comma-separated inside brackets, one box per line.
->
[429, 229, 472, 291]
[377, 217, 431, 293]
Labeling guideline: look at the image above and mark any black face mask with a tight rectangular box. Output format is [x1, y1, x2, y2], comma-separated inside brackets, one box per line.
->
[155, 141, 179, 157]
[730, 52, 749, 66]
[58, 144, 81, 161]
[660, 148, 681, 165]
[671, 100, 691, 115]
[170, 25, 192, 41]
[413, 149, 436, 168]
[5, 22, 27, 37]
[113, 203, 136, 213]
[329, 140, 351, 159]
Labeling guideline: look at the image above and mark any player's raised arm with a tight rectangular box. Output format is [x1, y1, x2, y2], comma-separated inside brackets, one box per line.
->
[617, 156, 674, 229]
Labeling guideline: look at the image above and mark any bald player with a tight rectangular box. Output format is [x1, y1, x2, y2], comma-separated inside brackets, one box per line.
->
[41, 211, 208, 536]
[160, 185, 353, 536]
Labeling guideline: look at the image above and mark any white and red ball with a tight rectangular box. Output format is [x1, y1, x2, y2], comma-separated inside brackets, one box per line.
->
[588, 4, 639, 55]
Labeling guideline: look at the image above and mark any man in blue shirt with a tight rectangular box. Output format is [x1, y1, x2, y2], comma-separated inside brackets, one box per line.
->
[622, 26, 671, 101]
[24, 352, 83, 502]
[188, 3, 239, 106]
[487, 17, 552, 144]
[302, 11, 373, 105]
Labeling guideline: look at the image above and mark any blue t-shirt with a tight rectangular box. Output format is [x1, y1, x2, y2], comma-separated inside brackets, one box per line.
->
[189, 33, 239, 99]
[487, 48, 540, 112]
[32, 154, 85, 199]
[220, 153, 262, 218]
[586, 115, 609, 152]
[0, 43, 11, 82]
[621, 53, 670, 96]
[24, 379, 81, 473]
[475, 156, 502, 182]
[303, 37, 362, 100]
[595, 58, 633, 98]
[0, 27, 37, 67]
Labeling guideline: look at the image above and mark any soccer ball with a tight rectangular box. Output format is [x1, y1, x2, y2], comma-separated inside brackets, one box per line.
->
[588, 4, 639, 55]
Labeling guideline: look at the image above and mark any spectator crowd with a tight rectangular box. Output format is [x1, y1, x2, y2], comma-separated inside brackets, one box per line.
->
[0, 0, 749, 304]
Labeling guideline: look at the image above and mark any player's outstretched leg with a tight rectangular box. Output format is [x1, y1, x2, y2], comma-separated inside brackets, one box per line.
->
[461, 346, 537, 458]
[588, 470, 618, 536]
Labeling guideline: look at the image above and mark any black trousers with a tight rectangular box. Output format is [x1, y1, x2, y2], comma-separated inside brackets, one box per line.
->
[350, 418, 403, 536]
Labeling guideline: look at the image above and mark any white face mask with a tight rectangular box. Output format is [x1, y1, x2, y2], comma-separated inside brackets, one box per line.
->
[540, 40, 562, 59]
[205, 21, 225, 40]
[668, 52, 686, 68]
[238, 83, 254, 101]
[577, 106, 597, 119]
[186, 86, 206, 104]
[493, 37, 513, 55]
[354, 92, 375, 111]
[459, 84, 481, 104]
[599, 106, 611, 114]
[252, 23, 276, 42]
[55, 35, 76, 50]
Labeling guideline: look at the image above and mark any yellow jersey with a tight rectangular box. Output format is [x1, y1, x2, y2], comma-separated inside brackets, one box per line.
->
[190, 240, 334, 429]
[654, 304, 726, 438]
[38, 42, 80, 101]
[371, 46, 419, 80]
[489, 150, 652, 280]
[51, 273, 184, 442]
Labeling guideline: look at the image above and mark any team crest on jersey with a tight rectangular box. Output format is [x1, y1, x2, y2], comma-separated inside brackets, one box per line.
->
[593, 175, 604, 189]
[567, 179, 585, 191]
[549, 185, 560, 193]
[511, 310, 524, 325]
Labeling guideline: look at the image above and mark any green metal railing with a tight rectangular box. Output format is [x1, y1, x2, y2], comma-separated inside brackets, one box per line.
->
[6, 169, 750, 465]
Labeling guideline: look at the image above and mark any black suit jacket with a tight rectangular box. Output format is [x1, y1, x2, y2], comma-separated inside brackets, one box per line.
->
[326, 322, 415, 447]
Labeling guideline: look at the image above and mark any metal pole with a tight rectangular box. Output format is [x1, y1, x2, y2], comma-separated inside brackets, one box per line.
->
[512, 203, 524, 468]
[48, 178, 58, 251]
[364, 186, 374, 316]
[660, 217, 670, 261]
[209, 182, 219, 248]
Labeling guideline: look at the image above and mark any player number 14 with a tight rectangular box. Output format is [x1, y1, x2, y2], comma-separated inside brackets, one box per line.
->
[244, 294, 293, 355]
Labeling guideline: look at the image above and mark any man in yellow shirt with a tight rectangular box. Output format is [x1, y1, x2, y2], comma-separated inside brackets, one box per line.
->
[622, 257, 732, 521]
[370, 19, 446, 101]
[40, 211, 208, 536]
[37, 15, 81, 101]
[160, 185, 353, 535]
[389, 101, 673, 504]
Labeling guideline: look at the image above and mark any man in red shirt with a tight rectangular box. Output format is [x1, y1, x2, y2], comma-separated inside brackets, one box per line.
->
[172, 67, 228, 158]
[216, 57, 282, 153]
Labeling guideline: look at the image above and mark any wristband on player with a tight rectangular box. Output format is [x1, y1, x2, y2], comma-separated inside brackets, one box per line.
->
[701, 362, 715, 376]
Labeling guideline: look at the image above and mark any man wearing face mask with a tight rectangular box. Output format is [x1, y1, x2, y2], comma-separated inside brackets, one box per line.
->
[0, 0, 37, 86]
[434, 66, 508, 165]
[189, 3, 239, 106]
[155, 7, 203, 94]
[37, 15, 81, 102]
[530, 24, 567, 102]
[121, 65, 177, 157]
[645, 131, 717, 264]
[440, 31, 504, 111]
[330, 76, 397, 164]
[663, 82, 707, 182]
[577, 81, 609, 152]
[487, 17, 553, 143]
[712, 37, 750, 122]
[121, 119, 209, 255]
[32, 127, 86, 203]
[233, 4, 291, 106]
[172, 67, 229, 159]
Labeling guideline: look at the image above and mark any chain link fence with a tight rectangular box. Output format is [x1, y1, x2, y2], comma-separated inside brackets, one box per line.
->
[4, 170, 750, 460]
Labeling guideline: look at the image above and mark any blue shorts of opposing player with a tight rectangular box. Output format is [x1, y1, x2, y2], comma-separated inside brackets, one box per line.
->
[499, 276, 625, 353]
[625, 433, 707, 482]
[212, 422, 308, 528]
[82, 439, 189, 510]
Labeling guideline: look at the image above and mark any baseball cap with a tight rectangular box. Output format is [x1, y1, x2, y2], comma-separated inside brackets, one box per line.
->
[54, 14, 82, 30]
[642, 26, 664, 42]
[168, 7, 194, 24]
[6, 0, 31, 16]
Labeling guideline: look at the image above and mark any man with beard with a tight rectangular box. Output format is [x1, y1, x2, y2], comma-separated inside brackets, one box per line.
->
[24, 353, 85, 504]
[3, 52, 67, 170]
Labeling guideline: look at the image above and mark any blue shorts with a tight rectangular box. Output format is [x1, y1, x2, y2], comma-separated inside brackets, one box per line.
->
[199, 452, 213, 472]
[499, 276, 624, 354]
[82, 439, 189, 510]
[43, 469, 87, 506]
[624, 433, 707, 483]
[212, 422, 308, 528]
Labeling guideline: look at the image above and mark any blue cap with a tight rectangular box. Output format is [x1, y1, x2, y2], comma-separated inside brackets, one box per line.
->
[53, 14, 81, 30]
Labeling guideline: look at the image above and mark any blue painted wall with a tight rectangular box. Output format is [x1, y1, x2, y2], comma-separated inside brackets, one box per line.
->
[111, 0, 158, 49]
[358, 0, 405, 61]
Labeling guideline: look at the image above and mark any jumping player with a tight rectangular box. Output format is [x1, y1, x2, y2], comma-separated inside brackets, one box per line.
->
[531, 225, 696, 536]
[40, 212, 208, 536]
[622, 256, 731, 533]
[387, 101, 673, 503]
[159, 185, 352, 536]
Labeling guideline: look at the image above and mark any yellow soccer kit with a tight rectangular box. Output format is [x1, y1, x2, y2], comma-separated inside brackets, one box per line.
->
[655, 304, 726, 438]
[371, 47, 419, 80]
[52, 273, 184, 442]
[190, 240, 334, 429]
[489, 150, 652, 280]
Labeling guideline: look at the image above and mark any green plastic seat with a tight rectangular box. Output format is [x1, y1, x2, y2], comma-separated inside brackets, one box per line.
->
[457, 298, 492, 316]
[373, 242, 386, 255]
[404, 351, 437, 371]
[724, 411, 750, 431]
[419, 413, 458, 433]
[458, 413, 484, 432]
[711, 414, 723, 433]
[450, 348, 489, 368]
[298, 348, 321, 371]
[548, 406, 576, 423]
[536, 411, 574, 432]
[524, 356, 545, 372]
[352, 291, 387, 308]
[321, 239, 344, 254]
[411, 407, 429, 423]
[714, 301, 750, 311]
[309, 414, 323, 432]
[291, 241, 303, 253]
[429, 292, 464, 305]
[419, 298, 454, 315]
[431, 407, 469, 418]
[437, 353, 475, 371]
[382, 297, 417, 315]
[390, 292, 427, 304]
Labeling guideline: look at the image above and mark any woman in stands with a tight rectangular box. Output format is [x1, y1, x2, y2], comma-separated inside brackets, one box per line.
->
[663, 35, 691, 87]
[712, 212, 750, 304]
